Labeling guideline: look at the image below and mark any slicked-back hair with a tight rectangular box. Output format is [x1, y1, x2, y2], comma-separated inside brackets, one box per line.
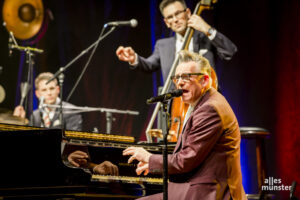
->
[178, 50, 211, 76]
[35, 72, 58, 90]
[159, 0, 187, 16]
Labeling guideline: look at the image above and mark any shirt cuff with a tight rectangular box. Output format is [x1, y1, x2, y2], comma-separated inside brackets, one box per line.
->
[129, 53, 139, 66]
[208, 29, 217, 40]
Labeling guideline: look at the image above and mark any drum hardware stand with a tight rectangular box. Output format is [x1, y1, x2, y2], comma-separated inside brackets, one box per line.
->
[58, 68, 65, 129]
[19, 82, 31, 107]
[8, 31, 43, 124]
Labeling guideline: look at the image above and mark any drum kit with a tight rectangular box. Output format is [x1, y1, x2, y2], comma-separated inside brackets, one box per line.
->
[0, 0, 43, 125]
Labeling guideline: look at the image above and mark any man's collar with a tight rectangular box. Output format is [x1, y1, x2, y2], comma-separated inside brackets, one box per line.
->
[190, 87, 211, 107]
[54, 97, 61, 105]
[176, 33, 184, 42]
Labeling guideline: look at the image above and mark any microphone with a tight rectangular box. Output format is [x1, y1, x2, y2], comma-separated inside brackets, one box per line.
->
[105, 19, 138, 28]
[147, 89, 183, 104]
[39, 96, 45, 110]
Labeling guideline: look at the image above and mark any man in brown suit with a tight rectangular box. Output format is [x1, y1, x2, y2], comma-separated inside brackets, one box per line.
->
[123, 50, 247, 200]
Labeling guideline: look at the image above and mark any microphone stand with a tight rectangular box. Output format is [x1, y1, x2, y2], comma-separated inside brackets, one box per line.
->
[160, 100, 171, 200]
[46, 25, 116, 127]
[66, 25, 116, 101]
[46, 25, 116, 95]
[147, 92, 182, 199]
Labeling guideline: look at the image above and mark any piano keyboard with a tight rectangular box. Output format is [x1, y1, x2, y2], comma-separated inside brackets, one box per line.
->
[66, 138, 164, 152]
[0, 123, 41, 131]
[65, 130, 135, 143]
[91, 174, 164, 185]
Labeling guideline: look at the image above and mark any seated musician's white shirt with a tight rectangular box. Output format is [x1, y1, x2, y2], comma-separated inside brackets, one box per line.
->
[175, 33, 194, 54]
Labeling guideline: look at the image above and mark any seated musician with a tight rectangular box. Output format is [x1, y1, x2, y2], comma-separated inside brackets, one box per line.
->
[66, 150, 119, 175]
[123, 50, 247, 200]
[13, 72, 82, 131]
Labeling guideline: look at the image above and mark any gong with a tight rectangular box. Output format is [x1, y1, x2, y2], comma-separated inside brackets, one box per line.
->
[2, 0, 44, 40]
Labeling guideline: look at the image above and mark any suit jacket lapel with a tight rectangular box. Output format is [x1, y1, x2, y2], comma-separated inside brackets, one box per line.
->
[174, 131, 183, 153]
[193, 32, 200, 52]
[173, 117, 189, 153]
[168, 37, 176, 69]
[173, 89, 214, 153]
[33, 111, 42, 127]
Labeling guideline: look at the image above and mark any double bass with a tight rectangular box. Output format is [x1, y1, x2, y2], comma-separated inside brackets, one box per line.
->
[146, 0, 218, 142]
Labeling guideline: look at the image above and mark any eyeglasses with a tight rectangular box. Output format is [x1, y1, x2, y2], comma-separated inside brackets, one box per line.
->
[171, 73, 205, 84]
[165, 9, 186, 21]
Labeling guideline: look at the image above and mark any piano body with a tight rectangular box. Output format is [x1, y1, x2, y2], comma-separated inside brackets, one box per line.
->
[0, 123, 167, 199]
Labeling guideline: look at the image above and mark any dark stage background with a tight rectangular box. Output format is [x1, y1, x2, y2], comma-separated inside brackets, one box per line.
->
[0, 0, 299, 198]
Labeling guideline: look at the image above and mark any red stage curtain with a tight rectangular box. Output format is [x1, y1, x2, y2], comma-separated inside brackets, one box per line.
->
[275, 0, 300, 197]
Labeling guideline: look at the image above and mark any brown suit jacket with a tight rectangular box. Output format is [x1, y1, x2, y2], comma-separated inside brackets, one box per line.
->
[147, 88, 247, 200]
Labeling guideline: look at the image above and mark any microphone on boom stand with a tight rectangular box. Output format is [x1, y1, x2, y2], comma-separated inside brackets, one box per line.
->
[147, 89, 183, 104]
[104, 19, 138, 28]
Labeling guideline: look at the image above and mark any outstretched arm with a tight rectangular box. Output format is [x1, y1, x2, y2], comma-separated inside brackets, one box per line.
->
[116, 46, 137, 64]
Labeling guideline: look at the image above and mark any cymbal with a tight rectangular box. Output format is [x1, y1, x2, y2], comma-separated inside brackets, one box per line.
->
[0, 112, 29, 125]
[0, 85, 6, 103]
[2, 0, 44, 40]
[0, 109, 28, 125]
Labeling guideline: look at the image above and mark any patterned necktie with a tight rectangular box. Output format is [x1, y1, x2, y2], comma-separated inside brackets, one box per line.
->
[43, 107, 51, 128]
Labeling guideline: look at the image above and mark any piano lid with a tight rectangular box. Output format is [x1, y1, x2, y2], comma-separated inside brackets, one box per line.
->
[0, 128, 91, 189]
[0, 123, 135, 143]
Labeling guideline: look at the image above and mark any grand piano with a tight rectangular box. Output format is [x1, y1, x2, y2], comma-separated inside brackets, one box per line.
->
[0, 123, 167, 199]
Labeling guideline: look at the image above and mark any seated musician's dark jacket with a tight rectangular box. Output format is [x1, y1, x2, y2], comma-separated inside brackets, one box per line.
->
[30, 101, 82, 131]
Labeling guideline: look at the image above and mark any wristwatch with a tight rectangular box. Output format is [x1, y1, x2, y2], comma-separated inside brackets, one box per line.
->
[207, 27, 215, 37]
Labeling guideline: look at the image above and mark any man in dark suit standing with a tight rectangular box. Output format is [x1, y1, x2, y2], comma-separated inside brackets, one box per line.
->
[13, 72, 82, 131]
[123, 50, 247, 200]
[116, 0, 237, 82]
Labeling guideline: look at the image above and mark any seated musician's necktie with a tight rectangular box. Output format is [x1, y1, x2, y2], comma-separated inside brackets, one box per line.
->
[42, 107, 51, 128]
